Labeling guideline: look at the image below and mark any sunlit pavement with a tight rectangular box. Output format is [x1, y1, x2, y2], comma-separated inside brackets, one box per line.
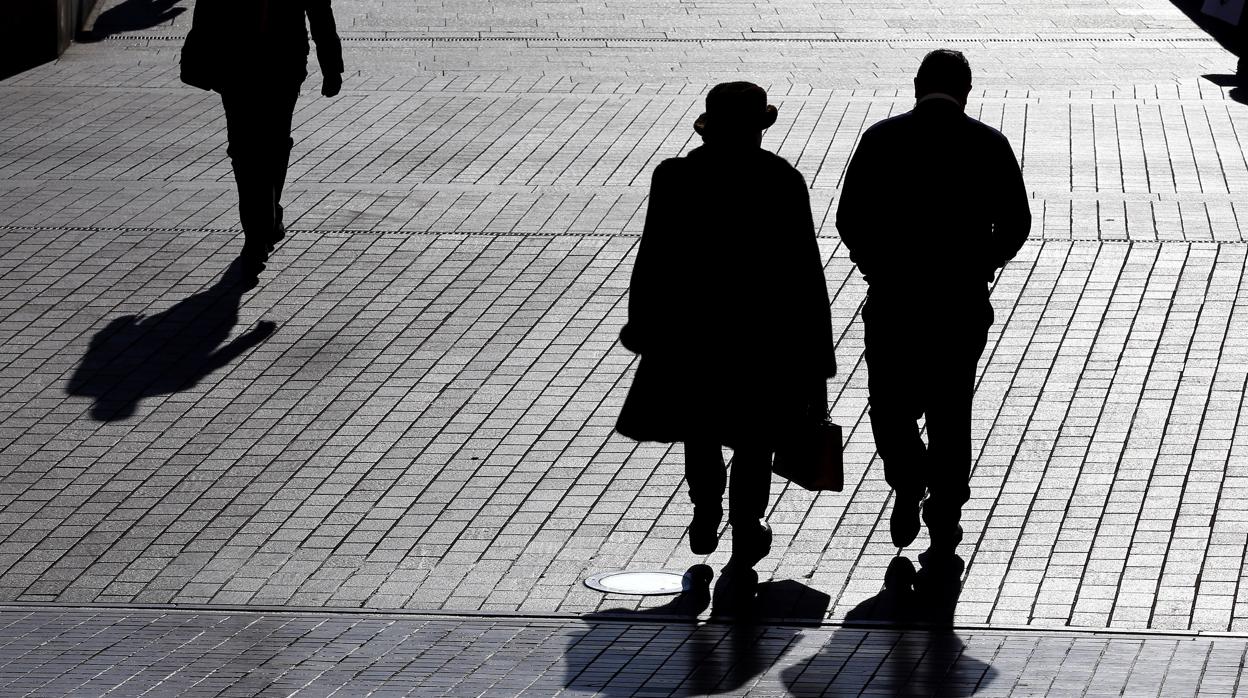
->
[3, 0, 1248, 694]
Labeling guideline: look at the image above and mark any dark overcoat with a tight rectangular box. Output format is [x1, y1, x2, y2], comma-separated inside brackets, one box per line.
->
[181, 0, 344, 91]
[616, 144, 836, 448]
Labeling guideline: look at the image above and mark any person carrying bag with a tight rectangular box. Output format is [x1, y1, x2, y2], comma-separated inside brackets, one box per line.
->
[616, 82, 838, 589]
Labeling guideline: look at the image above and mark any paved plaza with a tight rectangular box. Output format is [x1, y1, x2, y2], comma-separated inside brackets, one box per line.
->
[3, 0, 1248, 694]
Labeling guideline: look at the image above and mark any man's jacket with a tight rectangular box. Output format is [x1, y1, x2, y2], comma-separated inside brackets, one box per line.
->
[836, 98, 1030, 300]
[181, 0, 344, 91]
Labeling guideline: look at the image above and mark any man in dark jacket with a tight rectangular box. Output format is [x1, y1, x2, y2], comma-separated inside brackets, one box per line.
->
[182, 0, 344, 284]
[837, 50, 1030, 558]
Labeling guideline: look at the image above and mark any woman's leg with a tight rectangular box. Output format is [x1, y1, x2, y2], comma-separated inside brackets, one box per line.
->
[727, 446, 772, 569]
[265, 80, 303, 248]
[685, 440, 725, 554]
[685, 440, 725, 509]
[727, 446, 770, 526]
[221, 88, 272, 273]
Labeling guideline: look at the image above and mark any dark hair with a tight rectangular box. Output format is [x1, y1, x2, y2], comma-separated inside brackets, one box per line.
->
[915, 49, 971, 97]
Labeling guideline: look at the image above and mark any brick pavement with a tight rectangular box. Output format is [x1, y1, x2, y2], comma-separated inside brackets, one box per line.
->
[3, 605, 1248, 697]
[4, 0, 1248, 693]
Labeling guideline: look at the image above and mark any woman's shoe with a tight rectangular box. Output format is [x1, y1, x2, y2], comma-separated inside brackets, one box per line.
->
[727, 520, 771, 570]
[689, 505, 723, 555]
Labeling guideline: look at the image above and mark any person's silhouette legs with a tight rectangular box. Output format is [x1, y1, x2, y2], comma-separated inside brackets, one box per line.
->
[685, 440, 725, 554]
[864, 299, 928, 548]
[726, 446, 771, 570]
[921, 375, 975, 555]
[684, 441, 771, 567]
[222, 82, 302, 281]
[865, 296, 990, 552]
[922, 312, 988, 556]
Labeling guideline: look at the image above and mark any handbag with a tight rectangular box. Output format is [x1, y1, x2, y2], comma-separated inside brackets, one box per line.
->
[773, 419, 844, 492]
[180, 0, 221, 91]
[1202, 0, 1246, 26]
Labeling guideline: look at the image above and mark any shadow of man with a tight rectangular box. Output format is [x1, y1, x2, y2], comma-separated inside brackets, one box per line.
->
[782, 555, 996, 696]
[81, 0, 187, 42]
[567, 566, 830, 695]
[66, 259, 275, 421]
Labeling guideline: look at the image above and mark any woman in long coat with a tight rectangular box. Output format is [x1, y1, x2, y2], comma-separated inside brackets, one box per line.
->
[616, 82, 836, 573]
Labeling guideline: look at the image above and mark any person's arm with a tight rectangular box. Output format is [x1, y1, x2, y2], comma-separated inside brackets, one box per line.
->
[835, 129, 881, 282]
[987, 135, 1031, 278]
[306, 0, 344, 96]
[621, 161, 677, 355]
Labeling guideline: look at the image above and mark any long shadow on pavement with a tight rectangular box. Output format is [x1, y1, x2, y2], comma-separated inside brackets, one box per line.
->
[782, 555, 997, 696]
[1203, 73, 1248, 105]
[66, 259, 274, 421]
[81, 0, 187, 42]
[567, 566, 831, 695]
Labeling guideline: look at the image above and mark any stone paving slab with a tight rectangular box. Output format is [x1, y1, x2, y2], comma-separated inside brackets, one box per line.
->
[1, 605, 1247, 697]
[5, 85, 1248, 240]
[2, 224, 1247, 634]
[3, 0, 1248, 662]
[73, 0, 1215, 39]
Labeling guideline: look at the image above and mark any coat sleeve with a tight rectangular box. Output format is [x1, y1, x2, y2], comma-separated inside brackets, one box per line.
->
[793, 171, 836, 379]
[306, 0, 345, 75]
[987, 134, 1031, 276]
[621, 161, 677, 355]
[835, 128, 882, 282]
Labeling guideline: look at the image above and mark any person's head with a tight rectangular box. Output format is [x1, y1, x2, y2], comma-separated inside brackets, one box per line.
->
[914, 49, 972, 106]
[693, 81, 778, 147]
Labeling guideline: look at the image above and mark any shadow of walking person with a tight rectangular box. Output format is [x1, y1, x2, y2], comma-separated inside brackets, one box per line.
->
[569, 570, 829, 695]
[81, 0, 187, 42]
[66, 259, 275, 421]
[782, 556, 997, 696]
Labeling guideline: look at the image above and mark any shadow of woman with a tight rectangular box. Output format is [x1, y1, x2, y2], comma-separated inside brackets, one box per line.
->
[80, 0, 187, 42]
[566, 566, 831, 695]
[782, 555, 997, 697]
[66, 259, 275, 421]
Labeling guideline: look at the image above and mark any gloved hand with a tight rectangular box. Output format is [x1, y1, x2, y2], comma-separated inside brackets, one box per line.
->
[322, 73, 343, 97]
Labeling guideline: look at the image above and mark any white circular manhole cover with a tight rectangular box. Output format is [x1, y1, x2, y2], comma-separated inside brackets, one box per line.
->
[584, 570, 687, 595]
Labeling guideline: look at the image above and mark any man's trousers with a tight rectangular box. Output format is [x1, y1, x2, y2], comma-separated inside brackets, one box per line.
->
[863, 294, 992, 532]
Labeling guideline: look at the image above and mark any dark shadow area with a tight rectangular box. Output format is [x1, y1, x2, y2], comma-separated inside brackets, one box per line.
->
[66, 259, 274, 421]
[782, 555, 996, 696]
[1203, 73, 1248, 104]
[569, 569, 830, 695]
[80, 0, 186, 42]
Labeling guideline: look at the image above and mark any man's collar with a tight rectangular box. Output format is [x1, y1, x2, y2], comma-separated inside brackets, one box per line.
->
[916, 92, 964, 108]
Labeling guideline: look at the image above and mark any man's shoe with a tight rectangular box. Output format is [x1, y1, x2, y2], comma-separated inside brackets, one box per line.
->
[689, 504, 722, 555]
[890, 490, 924, 548]
[239, 247, 267, 285]
[267, 223, 286, 253]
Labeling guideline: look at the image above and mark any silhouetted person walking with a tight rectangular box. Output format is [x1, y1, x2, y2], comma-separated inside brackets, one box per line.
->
[616, 82, 835, 583]
[181, 0, 344, 284]
[837, 50, 1030, 558]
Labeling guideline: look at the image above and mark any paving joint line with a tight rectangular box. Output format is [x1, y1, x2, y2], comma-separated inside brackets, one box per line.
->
[3, 601, 1247, 641]
[0, 225, 1241, 244]
[94, 34, 1222, 45]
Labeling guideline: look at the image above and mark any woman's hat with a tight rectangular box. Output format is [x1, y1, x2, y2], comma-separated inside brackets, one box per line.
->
[693, 81, 779, 137]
